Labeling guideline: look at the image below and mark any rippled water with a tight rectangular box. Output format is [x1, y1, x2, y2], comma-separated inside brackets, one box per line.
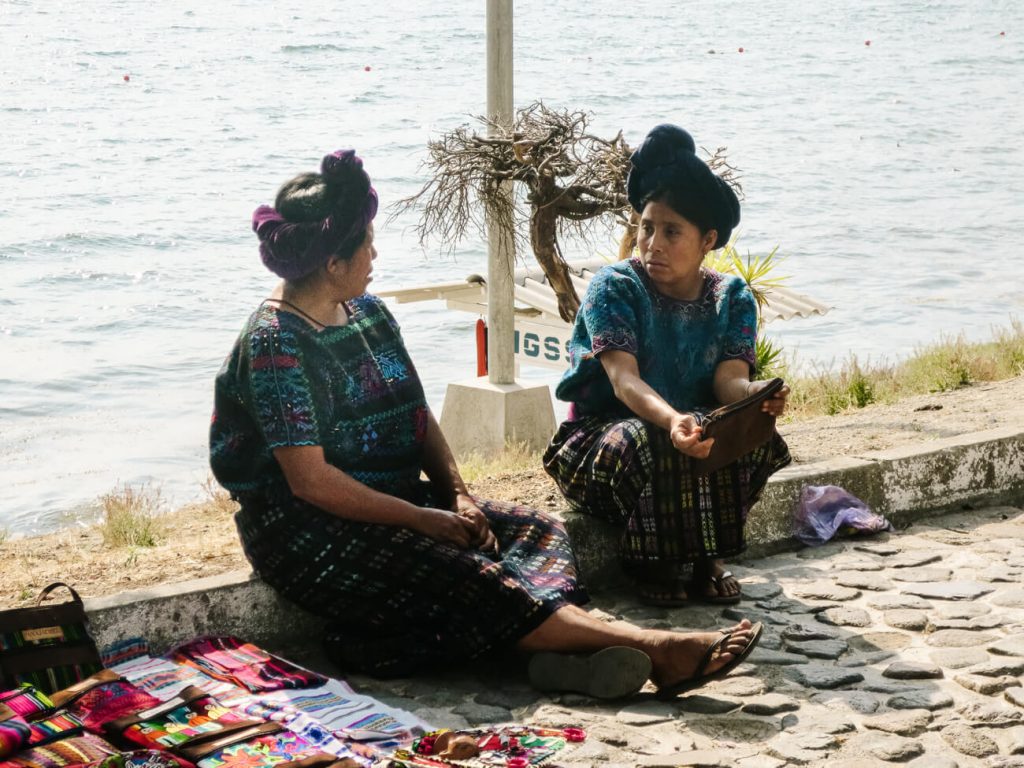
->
[2, 0, 1022, 534]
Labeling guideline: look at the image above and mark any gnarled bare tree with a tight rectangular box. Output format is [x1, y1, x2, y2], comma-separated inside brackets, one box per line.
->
[394, 102, 740, 322]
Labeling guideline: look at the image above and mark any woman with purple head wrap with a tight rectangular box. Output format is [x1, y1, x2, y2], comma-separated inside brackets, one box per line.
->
[544, 124, 792, 609]
[210, 148, 760, 699]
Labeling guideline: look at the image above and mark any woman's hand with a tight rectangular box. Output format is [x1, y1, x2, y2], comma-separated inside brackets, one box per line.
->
[669, 412, 714, 459]
[749, 380, 791, 417]
[410, 507, 479, 549]
[453, 493, 499, 555]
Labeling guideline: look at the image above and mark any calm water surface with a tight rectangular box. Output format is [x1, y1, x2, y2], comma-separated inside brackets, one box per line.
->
[1, 0, 1022, 533]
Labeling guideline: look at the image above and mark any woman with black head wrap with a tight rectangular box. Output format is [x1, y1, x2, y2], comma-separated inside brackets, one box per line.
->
[209, 148, 762, 699]
[544, 125, 792, 606]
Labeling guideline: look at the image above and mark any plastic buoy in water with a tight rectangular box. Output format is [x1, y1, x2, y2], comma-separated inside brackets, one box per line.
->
[738, 46, 744, 53]
[123, 74, 130, 82]
[364, 65, 371, 72]
[865, 40, 871, 46]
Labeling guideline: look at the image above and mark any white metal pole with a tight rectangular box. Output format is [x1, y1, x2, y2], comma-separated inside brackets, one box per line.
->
[486, 0, 515, 385]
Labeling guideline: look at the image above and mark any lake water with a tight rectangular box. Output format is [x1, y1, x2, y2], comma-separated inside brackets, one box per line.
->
[2, 0, 1022, 534]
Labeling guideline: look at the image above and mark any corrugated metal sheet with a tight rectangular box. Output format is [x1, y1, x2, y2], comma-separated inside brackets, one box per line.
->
[380, 257, 831, 324]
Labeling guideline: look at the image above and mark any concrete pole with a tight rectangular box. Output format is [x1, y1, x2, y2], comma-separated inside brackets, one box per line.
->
[486, 0, 515, 385]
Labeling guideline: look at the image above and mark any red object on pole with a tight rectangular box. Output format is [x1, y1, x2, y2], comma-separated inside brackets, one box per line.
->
[475, 318, 488, 377]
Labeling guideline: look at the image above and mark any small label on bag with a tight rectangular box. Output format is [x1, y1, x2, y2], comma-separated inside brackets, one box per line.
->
[23, 626, 65, 642]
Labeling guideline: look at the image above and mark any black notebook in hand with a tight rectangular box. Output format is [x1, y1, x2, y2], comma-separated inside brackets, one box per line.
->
[690, 378, 785, 475]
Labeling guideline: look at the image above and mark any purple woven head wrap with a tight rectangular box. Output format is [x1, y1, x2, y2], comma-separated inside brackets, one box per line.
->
[252, 149, 379, 281]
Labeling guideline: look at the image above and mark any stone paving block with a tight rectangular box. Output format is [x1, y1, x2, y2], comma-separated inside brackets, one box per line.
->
[834, 571, 895, 591]
[884, 661, 943, 679]
[906, 756, 958, 768]
[817, 607, 872, 627]
[781, 622, 842, 642]
[742, 582, 783, 601]
[790, 583, 861, 601]
[674, 694, 741, 714]
[741, 693, 800, 716]
[885, 609, 929, 630]
[786, 665, 864, 689]
[934, 602, 993, 619]
[685, 716, 780, 742]
[784, 638, 849, 660]
[708, 676, 766, 697]
[810, 690, 881, 713]
[929, 614, 1005, 631]
[958, 702, 1024, 726]
[991, 589, 1024, 608]
[750, 648, 810, 666]
[991, 636, 1024, 657]
[863, 708, 932, 736]
[941, 723, 999, 758]
[452, 701, 511, 724]
[615, 701, 677, 725]
[854, 543, 902, 556]
[887, 690, 955, 711]
[846, 731, 924, 761]
[931, 647, 991, 669]
[927, 629, 1000, 647]
[971, 658, 1024, 677]
[849, 631, 914, 652]
[891, 567, 954, 582]
[955, 673, 1020, 695]
[886, 551, 943, 567]
[868, 594, 933, 610]
[899, 581, 995, 600]
[1007, 688, 1024, 708]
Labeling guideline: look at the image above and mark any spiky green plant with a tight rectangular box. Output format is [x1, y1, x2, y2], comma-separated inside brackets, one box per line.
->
[705, 239, 788, 380]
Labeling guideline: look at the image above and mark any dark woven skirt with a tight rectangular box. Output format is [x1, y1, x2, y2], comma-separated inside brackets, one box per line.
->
[543, 416, 791, 583]
[233, 489, 587, 678]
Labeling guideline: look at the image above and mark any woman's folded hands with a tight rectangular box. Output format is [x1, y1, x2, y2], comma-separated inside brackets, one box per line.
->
[409, 496, 498, 554]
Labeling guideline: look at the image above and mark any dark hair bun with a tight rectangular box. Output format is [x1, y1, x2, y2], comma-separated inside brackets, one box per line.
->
[627, 123, 740, 249]
[275, 173, 332, 222]
[631, 124, 696, 171]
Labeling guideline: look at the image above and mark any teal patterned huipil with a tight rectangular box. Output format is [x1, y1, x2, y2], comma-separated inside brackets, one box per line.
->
[209, 295, 428, 500]
[555, 257, 758, 418]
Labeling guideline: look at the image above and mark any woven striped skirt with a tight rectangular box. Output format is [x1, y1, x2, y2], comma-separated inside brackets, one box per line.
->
[543, 416, 791, 583]
[233, 488, 587, 678]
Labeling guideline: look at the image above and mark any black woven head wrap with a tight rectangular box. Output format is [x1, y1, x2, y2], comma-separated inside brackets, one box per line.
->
[626, 124, 740, 249]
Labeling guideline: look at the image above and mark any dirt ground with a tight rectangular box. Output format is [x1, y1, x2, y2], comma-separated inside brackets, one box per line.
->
[2, 375, 1022, 609]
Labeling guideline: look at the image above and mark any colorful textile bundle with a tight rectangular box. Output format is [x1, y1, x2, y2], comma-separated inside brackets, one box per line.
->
[0, 688, 53, 722]
[392, 726, 586, 768]
[51, 672, 161, 732]
[0, 731, 119, 768]
[107, 687, 257, 752]
[0, 720, 31, 760]
[170, 639, 325, 694]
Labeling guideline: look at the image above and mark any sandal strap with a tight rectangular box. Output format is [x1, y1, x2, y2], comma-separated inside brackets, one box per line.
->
[695, 631, 733, 678]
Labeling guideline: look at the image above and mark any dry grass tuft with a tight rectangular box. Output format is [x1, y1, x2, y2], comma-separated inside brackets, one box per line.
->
[98, 483, 166, 548]
[458, 441, 544, 484]
[786, 321, 1024, 419]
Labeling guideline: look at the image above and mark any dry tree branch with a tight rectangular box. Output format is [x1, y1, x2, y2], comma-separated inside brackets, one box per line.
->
[391, 102, 739, 322]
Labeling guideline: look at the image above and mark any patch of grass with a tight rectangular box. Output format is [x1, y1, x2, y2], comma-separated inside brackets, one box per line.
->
[458, 440, 543, 483]
[786, 322, 1024, 418]
[0, 527, 8, 547]
[97, 483, 165, 548]
[200, 476, 239, 516]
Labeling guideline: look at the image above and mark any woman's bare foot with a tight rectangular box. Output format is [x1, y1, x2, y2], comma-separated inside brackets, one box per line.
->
[643, 620, 756, 690]
[698, 559, 741, 601]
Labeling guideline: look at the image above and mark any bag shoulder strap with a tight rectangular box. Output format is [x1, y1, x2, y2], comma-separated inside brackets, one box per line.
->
[35, 584, 84, 607]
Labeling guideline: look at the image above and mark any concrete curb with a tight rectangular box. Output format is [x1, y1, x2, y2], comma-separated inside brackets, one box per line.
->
[85, 427, 1024, 652]
[566, 425, 1024, 587]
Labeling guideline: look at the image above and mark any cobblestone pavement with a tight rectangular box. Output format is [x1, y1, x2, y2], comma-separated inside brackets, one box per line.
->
[348, 503, 1024, 767]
